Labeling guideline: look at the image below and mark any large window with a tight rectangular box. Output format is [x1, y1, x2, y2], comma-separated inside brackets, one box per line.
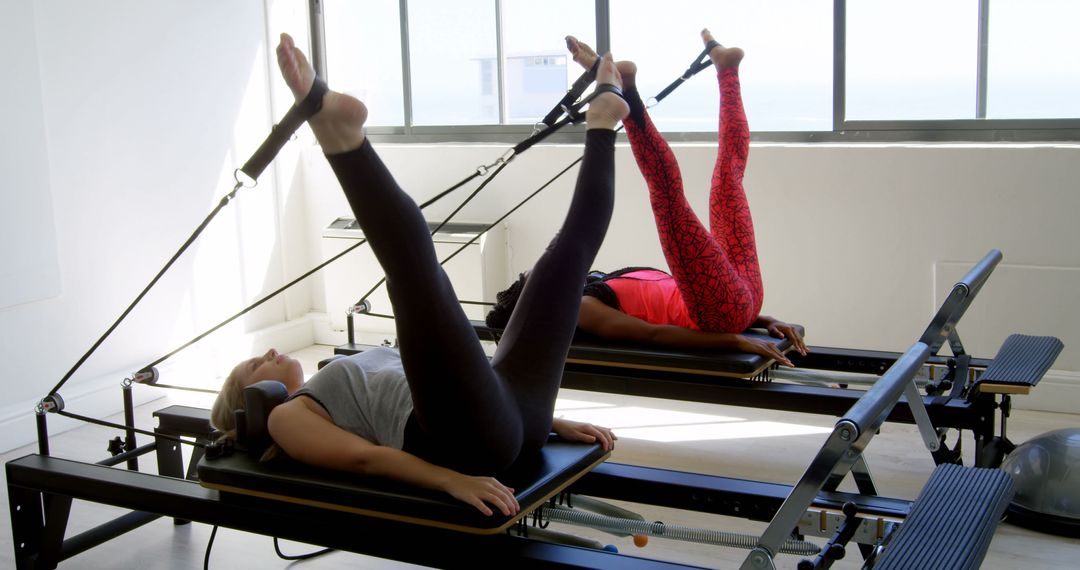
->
[846, 0, 977, 121]
[317, 0, 1079, 142]
[611, 0, 832, 132]
[986, 0, 1080, 119]
[324, 0, 405, 127]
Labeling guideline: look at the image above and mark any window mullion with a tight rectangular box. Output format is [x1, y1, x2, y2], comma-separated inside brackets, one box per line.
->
[833, 0, 846, 131]
[595, 0, 610, 54]
[495, 0, 507, 124]
[308, 0, 328, 80]
[399, 0, 414, 134]
[976, 0, 990, 119]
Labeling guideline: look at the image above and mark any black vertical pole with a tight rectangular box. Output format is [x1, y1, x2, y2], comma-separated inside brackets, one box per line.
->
[36, 411, 50, 456]
[123, 384, 138, 470]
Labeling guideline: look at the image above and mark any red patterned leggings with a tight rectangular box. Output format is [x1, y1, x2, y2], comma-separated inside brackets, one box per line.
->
[623, 67, 762, 333]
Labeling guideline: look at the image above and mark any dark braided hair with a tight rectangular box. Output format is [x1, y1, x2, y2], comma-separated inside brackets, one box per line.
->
[485, 272, 529, 329]
[485, 266, 661, 329]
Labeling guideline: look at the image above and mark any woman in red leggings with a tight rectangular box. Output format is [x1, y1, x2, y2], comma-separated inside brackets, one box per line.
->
[488, 30, 806, 366]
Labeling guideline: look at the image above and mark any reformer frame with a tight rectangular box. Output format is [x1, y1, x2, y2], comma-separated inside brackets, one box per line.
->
[9, 249, 1052, 570]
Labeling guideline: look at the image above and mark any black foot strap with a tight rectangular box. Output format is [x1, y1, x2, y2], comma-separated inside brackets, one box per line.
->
[652, 39, 721, 105]
[541, 56, 602, 127]
[512, 83, 626, 155]
[239, 77, 330, 182]
[565, 83, 627, 124]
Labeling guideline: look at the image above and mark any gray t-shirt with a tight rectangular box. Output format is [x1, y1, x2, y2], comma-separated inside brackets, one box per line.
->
[291, 347, 414, 449]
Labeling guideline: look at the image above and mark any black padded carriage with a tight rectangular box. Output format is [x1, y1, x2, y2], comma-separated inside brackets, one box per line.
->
[337, 323, 802, 379]
[197, 380, 609, 534]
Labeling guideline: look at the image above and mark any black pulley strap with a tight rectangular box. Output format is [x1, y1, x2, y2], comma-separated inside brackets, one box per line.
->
[565, 83, 626, 123]
[539, 56, 602, 127]
[512, 83, 626, 155]
[651, 39, 721, 105]
[238, 77, 329, 182]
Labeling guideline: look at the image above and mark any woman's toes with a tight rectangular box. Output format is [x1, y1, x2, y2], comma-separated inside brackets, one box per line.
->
[566, 35, 598, 69]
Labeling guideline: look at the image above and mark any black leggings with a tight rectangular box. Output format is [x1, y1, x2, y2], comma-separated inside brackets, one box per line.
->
[326, 130, 616, 474]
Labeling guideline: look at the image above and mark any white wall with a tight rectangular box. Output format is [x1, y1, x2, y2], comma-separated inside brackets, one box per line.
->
[0, 0, 315, 452]
[2, 1, 1077, 454]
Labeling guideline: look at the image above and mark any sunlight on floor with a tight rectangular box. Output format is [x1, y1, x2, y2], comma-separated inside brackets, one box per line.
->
[555, 399, 833, 443]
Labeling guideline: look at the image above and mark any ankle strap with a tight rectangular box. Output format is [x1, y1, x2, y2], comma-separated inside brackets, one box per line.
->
[239, 77, 329, 183]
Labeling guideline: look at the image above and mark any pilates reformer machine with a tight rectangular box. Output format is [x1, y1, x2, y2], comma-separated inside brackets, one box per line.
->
[6, 30, 1066, 570]
[336, 250, 1062, 472]
[8, 249, 1060, 569]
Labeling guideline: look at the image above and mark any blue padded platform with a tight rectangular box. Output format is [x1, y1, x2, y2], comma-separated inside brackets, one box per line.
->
[975, 334, 1063, 394]
[874, 463, 1015, 570]
[197, 437, 608, 534]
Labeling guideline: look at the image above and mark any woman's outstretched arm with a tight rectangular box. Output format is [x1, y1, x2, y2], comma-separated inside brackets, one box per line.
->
[267, 397, 519, 516]
[578, 296, 794, 367]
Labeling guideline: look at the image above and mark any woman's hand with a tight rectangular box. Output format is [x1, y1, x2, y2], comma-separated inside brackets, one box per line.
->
[444, 474, 519, 517]
[552, 417, 617, 451]
[734, 334, 795, 367]
[764, 320, 808, 357]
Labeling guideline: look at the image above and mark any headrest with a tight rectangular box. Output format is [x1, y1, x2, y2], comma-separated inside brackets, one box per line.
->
[234, 380, 288, 455]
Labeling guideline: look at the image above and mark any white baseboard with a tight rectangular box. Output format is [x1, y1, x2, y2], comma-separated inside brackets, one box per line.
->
[1, 316, 319, 454]
[310, 310, 400, 348]
[1013, 369, 1080, 414]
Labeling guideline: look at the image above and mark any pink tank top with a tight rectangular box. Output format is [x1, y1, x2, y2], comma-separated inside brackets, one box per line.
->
[605, 269, 699, 330]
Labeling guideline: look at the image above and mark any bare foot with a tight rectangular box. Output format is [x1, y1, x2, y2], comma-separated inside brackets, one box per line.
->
[276, 33, 367, 154]
[585, 53, 629, 130]
[702, 29, 743, 70]
[565, 36, 637, 91]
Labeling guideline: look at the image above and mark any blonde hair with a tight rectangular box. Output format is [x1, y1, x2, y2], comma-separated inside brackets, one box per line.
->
[210, 362, 282, 462]
[210, 365, 245, 441]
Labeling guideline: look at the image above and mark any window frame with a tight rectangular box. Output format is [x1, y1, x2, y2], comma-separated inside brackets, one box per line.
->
[308, 0, 1080, 144]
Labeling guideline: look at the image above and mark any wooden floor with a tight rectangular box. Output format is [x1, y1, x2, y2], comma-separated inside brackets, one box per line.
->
[3, 344, 1078, 569]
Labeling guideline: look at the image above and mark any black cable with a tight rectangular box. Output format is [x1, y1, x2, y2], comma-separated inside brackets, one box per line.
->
[350, 148, 592, 326]
[140, 383, 221, 394]
[417, 169, 486, 210]
[203, 524, 218, 570]
[354, 159, 513, 306]
[48, 185, 242, 397]
[140, 236, 368, 371]
[56, 409, 206, 448]
[273, 537, 334, 561]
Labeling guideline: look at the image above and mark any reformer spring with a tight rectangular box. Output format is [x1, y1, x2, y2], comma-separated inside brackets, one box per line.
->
[540, 504, 821, 556]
